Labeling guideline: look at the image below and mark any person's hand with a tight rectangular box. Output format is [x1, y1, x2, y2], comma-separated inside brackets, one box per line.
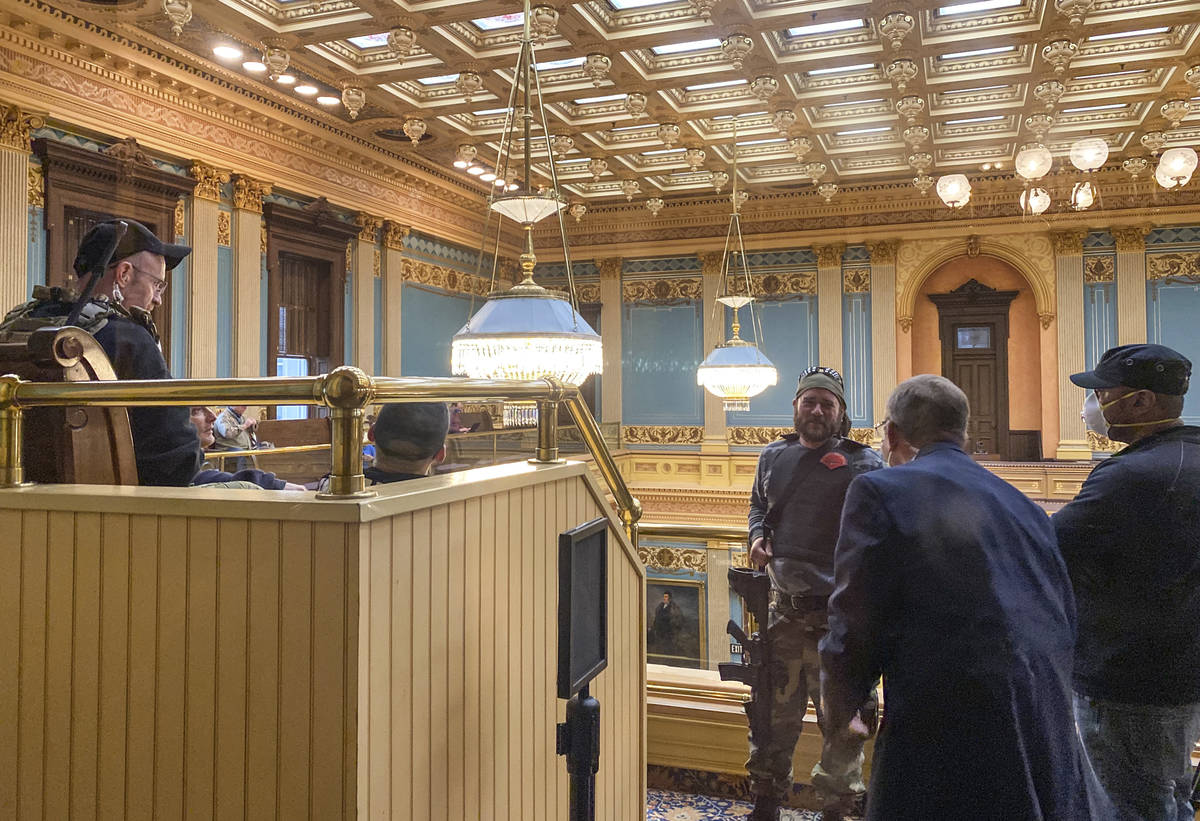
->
[749, 536, 773, 569]
[282, 482, 306, 491]
[243, 417, 258, 430]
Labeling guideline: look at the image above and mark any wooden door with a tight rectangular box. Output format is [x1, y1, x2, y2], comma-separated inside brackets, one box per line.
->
[929, 279, 1017, 459]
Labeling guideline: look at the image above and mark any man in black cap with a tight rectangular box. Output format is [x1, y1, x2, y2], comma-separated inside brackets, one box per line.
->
[1054, 343, 1200, 821]
[366, 402, 449, 484]
[745, 366, 882, 821]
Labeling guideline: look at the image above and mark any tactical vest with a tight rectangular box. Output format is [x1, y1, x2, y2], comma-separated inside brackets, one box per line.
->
[767, 440, 858, 565]
[0, 286, 159, 345]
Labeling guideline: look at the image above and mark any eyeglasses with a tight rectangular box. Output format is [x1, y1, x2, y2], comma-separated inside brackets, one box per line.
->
[800, 365, 843, 384]
[130, 266, 168, 296]
[873, 417, 890, 432]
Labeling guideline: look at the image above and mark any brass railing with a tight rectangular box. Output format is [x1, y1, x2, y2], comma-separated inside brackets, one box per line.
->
[0, 366, 642, 540]
[638, 522, 748, 544]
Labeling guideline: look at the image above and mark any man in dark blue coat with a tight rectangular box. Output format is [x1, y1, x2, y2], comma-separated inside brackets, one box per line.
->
[820, 374, 1110, 820]
[1054, 343, 1200, 821]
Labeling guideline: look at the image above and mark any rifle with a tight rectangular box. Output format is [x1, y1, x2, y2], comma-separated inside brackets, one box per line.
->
[719, 567, 776, 750]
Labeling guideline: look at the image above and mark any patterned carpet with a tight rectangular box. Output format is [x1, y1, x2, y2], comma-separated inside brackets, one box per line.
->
[646, 789, 840, 820]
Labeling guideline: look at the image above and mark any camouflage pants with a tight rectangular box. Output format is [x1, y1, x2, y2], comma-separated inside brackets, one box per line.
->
[746, 598, 868, 810]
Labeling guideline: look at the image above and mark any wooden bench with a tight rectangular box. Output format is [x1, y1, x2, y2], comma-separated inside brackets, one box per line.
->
[0, 325, 138, 485]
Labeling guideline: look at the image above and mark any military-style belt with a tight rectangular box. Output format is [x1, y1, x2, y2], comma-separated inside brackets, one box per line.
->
[777, 594, 826, 613]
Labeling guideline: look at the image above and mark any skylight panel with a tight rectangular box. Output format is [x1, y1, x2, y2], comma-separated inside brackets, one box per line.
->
[417, 74, 458, 86]
[686, 79, 748, 91]
[712, 111, 767, 119]
[472, 13, 523, 30]
[1074, 69, 1146, 79]
[651, 39, 721, 55]
[557, 157, 591, 164]
[1061, 103, 1127, 112]
[609, 123, 656, 132]
[1086, 27, 1170, 41]
[836, 126, 890, 135]
[944, 114, 1005, 124]
[642, 147, 686, 155]
[941, 84, 1009, 95]
[736, 137, 787, 145]
[822, 98, 885, 108]
[536, 57, 584, 71]
[937, 0, 1021, 15]
[786, 18, 866, 37]
[610, 0, 677, 8]
[574, 94, 626, 104]
[472, 108, 509, 116]
[807, 63, 875, 76]
[347, 33, 389, 49]
[940, 45, 1016, 59]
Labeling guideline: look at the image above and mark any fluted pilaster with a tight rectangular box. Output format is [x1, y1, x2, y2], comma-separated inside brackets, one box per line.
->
[187, 162, 228, 377]
[0, 105, 43, 311]
[1052, 230, 1091, 459]
[231, 175, 269, 377]
[382, 221, 409, 376]
[597, 257, 623, 424]
[867, 240, 899, 426]
[1113, 226, 1149, 345]
[353, 214, 382, 371]
[815, 243, 846, 372]
[699, 251, 727, 451]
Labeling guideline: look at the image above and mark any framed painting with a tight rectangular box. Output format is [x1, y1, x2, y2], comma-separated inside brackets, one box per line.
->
[646, 578, 706, 669]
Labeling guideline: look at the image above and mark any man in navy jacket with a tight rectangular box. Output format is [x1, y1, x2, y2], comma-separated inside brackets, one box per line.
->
[821, 374, 1110, 820]
[1054, 343, 1200, 821]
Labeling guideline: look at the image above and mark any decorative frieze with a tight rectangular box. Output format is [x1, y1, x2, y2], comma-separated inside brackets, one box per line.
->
[0, 104, 44, 151]
[637, 546, 708, 573]
[190, 162, 229, 202]
[216, 210, 231, 246]
[727, 427, 791, 445]
[356, 213, 383, 243]
[27, 164, 43, 207]
[401, 258, 490, 296]
[1086, 430, 1121, 453]
[232, 175, 271, 213]
[622, 277, 703, 303]
[725, 271, 817, 298]
[622, 425, 705, 445]
[373, 249, 381, 278]
[847, 428, 876, 445]
[383, 220, 410, 251]
[844, 268, 870, 293]
[1147, 252, 1200, 281]
[1084, 256, 1115, 282]
[576, 282, 601, 304]
[174, 198, 185, 237]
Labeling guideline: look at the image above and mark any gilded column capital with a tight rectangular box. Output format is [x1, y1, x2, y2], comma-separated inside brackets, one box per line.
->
[1050, 230, 1086, 256]
[27, 165, 44, 207]
[356, 213, 383, 243]
[597, 256, 623, 281]
[383, 220, 410, 251]
[1112, 226, 1150, 253]
[190, 162, 230, 202]
[232, 174, 271, 213]
[697, 251, 723, 278]
[0, 104, 45, 152]
[815, 243, 846, 269]
[867, 239, 898, 264]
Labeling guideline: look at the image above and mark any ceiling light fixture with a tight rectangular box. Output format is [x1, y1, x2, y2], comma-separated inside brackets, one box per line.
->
[275, 74, 296, 86]
[454, 144, 478, 169]
[243, 61, 267, 73]
[387, 26, 417, 60]
[879, 12, 915, 49]
[624, 91, 649, 118]
[294, 84, 319, 96]
[1020, 187, 1052, 215]
[316, 95, 340, 106]
[261, 40, 290, 81]
[212, 44, 243, 61]
[1155, 147, 1197, 190]
[1015, 143, 1053, 180]
[936, 173, 972, 208]
[451, 0, 601, 388]
[720, 33, 755, 69]
[164, 0, 193, 38]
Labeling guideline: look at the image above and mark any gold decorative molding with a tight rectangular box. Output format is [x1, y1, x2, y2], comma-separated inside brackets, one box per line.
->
[190, 162, 229, 202]
[356, 213, 383, 243]
[499, 257, 520, 284]
[1086, 430, 1122, 453]
[623, 277, 703, 303]
[847, 427, 876, 445]
[216, 210, 231, 246]
[637, 546, 708, 573]
[966, 235, 981, 258]
[373, 249, 382, 279]
[1051, 230, 1087, 256]
[174, 198, 185, 238]
[232, 175, 271, 213]
[726, 271, 816, 298]
[345, 241, 353, 272]
[898, 315, 913, 333]
[1, 103, 44, 151]
[622, 425, 705, 445]
[100, 137, 153, 167]
[730, 551, 752, 569]
[1112, 226, 1149, 253]
[383, 220, 410, 251]
[27, 164, 43, 207]
[576, 282, 601, 304]
[867, 240, 898, 264]
[727, 426, 791, 445]
[598, 256, 623, 280]
[401, 258, 491, 296]
[260, 223, 267, 254]
[1084, 256, 1115, 283]
[697, 251, 722, 278]
[1147, 252, 1200, 281]
[1038, 312, 1055, 330]
[843, 268, 870, 293]
[815, 243, 846, 269]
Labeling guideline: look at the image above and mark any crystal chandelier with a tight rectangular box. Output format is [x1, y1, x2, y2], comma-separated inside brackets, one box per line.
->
[696, 119, 777, 412]
[450, 0, 602, 386]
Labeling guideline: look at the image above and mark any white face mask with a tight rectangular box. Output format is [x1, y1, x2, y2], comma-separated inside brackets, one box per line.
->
[1081, 391, 1110, 437]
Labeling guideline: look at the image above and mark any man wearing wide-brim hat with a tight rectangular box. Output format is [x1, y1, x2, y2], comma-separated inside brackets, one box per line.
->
[1054, 343, 1200, 821]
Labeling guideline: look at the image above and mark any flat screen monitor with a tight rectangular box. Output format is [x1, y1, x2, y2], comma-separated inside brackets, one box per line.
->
[557, 517, 608, 700]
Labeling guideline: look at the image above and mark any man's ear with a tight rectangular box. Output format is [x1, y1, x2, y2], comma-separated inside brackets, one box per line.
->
[434, 445, 446, 465]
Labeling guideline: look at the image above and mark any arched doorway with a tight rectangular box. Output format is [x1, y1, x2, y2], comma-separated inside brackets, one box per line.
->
[912, 255, 1045, 460]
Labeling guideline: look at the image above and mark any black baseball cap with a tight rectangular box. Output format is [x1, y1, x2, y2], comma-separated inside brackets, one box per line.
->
[1070, 343, 1192, 396]
[73, 218, 192, 277]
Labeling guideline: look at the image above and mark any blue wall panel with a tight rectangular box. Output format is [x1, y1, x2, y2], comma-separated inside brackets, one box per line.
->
[842, 291, 873, 426]
[170, 262, 188, 376]
[259, 252, 269, 376]
[216, 244, 233, 378]
[373, 276, 384, 375]
[344, 266, 354, 368]
[27, 206, 45, 296]
[1148, 278, 1200, 424]
[400, 284, 474, 376]
[725, 299, 817, 426]
[622, 302, 703, 425]
[1084, 280, 1117, 371]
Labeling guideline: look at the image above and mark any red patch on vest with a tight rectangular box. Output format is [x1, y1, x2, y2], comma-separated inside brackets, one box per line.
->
[820, 452, 847, 470]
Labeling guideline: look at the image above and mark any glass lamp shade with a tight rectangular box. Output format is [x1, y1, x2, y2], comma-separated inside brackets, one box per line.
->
[696, 339, 778, 412]
[489, 192, 566, 225]
[936, 174, 972, 208]
[1069, 137, 1109, 172]
[1020, 187, 1051, 215]
[451, 285, 602, 385]
[1015, 144, 1053, 181]
[1070, 180, 1095, 210]
[1155, 161, 1191, 190]
[1158, 147, 1198, 186]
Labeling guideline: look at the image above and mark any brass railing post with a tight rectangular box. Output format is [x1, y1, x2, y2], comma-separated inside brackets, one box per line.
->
[316, 366, 376, 499]
[531, 378, 565, 464]
[0, 375, 28, 488]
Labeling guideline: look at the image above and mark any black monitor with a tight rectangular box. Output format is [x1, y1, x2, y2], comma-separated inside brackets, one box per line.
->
[557, 517, 608, 700]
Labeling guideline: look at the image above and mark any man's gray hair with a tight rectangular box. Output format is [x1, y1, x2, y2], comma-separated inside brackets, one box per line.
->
[886, 374, 969, 449]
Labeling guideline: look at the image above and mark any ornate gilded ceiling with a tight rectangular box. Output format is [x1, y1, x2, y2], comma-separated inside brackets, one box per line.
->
[33, 0, 1200, 206]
